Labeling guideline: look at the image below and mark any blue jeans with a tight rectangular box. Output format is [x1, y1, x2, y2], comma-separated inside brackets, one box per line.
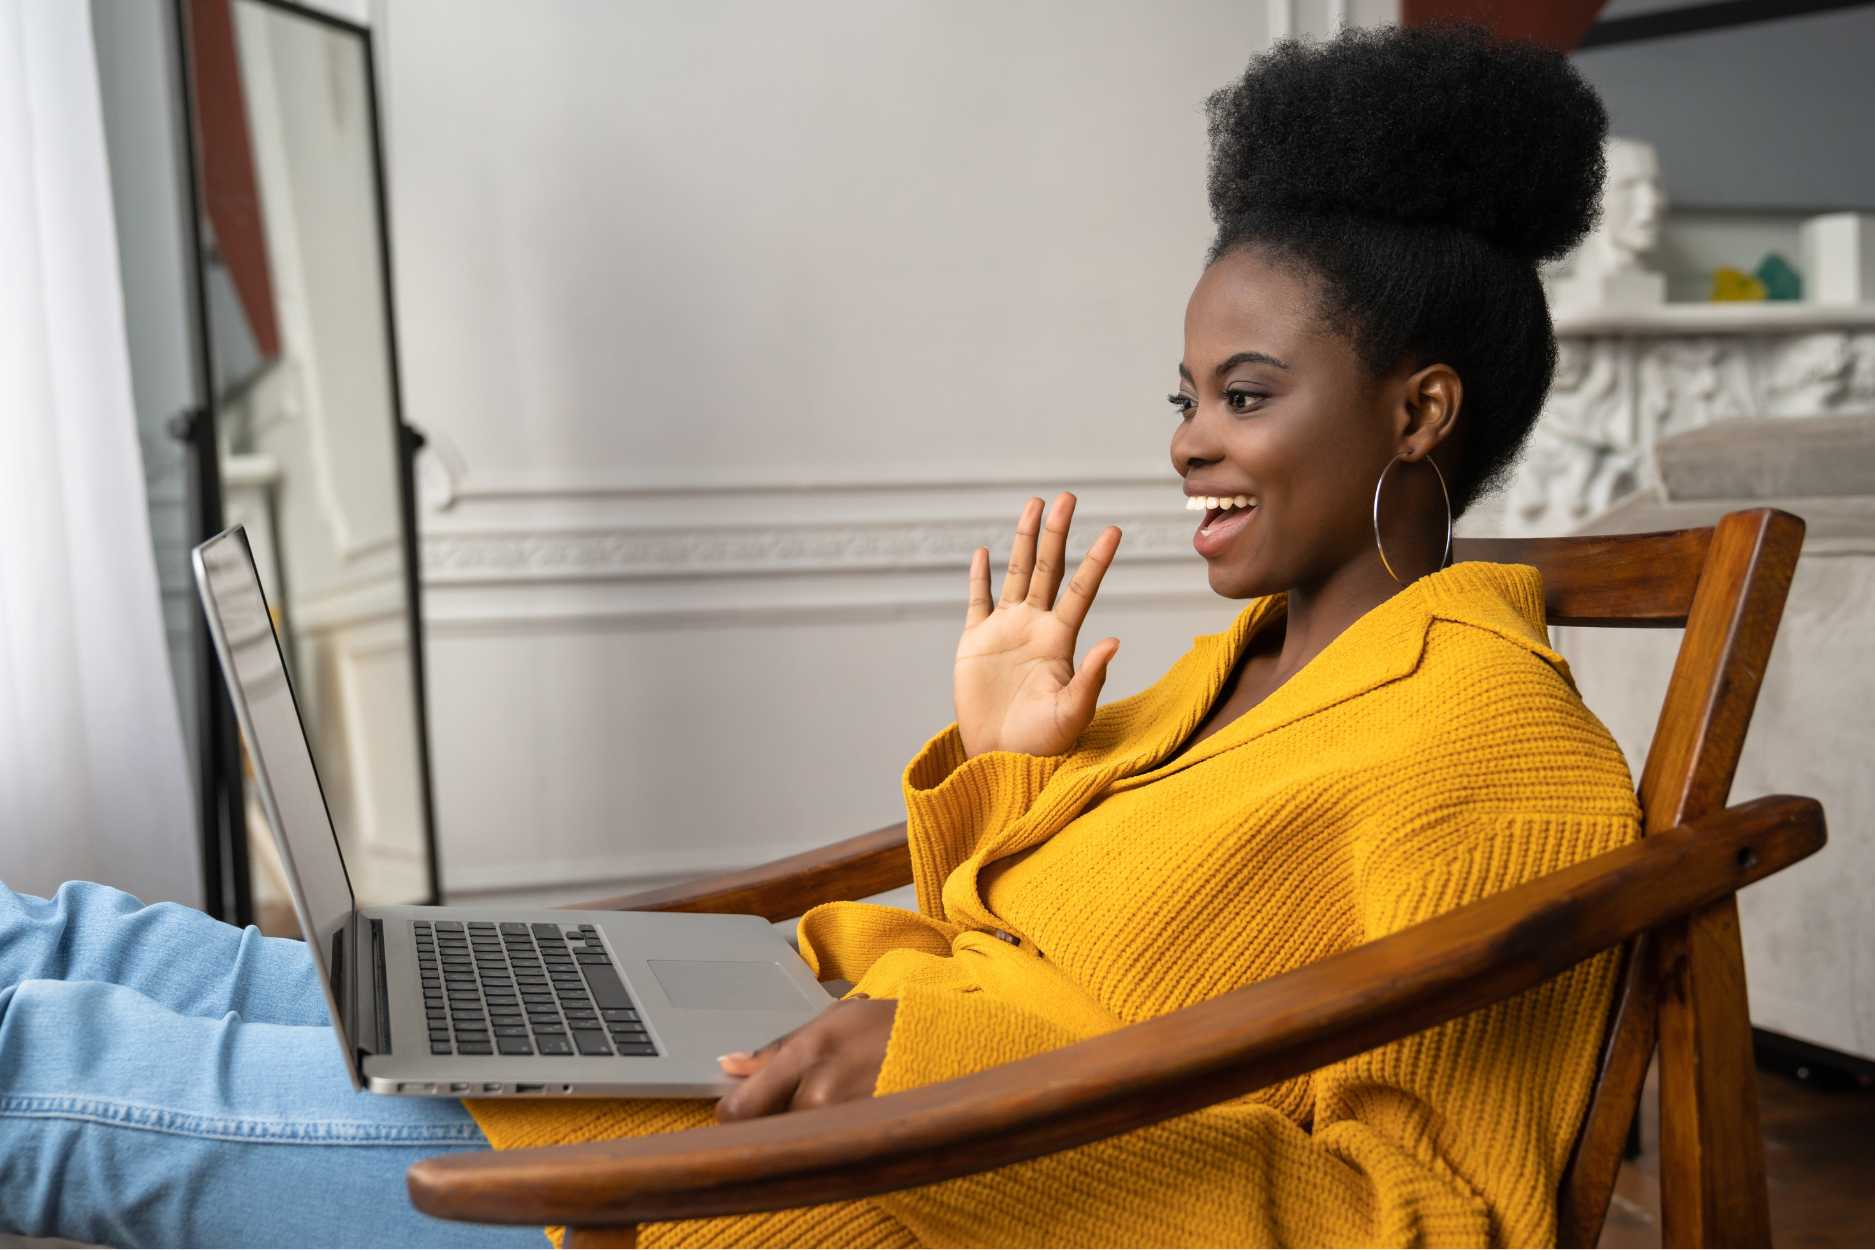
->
[0, 880, 546, 1248]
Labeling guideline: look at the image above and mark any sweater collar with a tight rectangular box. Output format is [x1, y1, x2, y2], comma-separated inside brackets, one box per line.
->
[954, 562, 1565, 929]
[1106, 560, 1566, 788]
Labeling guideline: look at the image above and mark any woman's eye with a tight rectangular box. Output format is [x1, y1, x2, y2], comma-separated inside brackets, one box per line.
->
[1225, 389, 1268, 413]
[1166, 393, 1195, 418]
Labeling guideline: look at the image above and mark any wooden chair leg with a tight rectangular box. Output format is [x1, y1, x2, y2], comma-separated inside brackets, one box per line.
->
[1655, 896, 1773, 1247]
[566, 1224, 640, 1248]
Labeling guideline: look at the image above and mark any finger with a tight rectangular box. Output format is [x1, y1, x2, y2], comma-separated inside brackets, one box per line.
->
[1025, 493, 1075, 609]
[789, 1062, 864, 1113]
[716, 1050, 762, 1075]
[718, 1024, 795, 1072]
[1062, 637, 1120, 717]
[1053, 525, 1121, 633]
[715, 1045, 808, 1122]
[965, 547, 992, 630]
[997, 498, 1043, 607]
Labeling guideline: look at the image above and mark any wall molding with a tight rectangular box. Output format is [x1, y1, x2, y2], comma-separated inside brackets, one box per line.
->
[415, 470, 1218, 628]
[421, 513, 1202, 585]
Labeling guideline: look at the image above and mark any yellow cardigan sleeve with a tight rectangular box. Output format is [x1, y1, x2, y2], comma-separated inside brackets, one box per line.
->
[861, 809, 1638, 1249]
[900, 723, 1066, 919]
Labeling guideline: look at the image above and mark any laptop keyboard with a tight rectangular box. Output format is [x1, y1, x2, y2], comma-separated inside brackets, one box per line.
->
[415, 920, 660, 1059]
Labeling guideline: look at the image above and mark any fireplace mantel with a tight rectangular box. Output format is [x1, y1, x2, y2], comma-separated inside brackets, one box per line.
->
[1470, 302, 1875, 538]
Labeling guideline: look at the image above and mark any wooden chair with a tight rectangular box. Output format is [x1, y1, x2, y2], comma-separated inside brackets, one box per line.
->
[407, 507, 1825, 1248]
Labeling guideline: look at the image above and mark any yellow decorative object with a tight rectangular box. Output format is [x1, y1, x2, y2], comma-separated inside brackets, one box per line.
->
[469, 562, 1642, 1248]
[1712, 265, 1768, 301]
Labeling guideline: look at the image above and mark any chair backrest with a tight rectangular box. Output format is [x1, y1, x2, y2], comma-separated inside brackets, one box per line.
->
[1454, 507, 1806, 1247]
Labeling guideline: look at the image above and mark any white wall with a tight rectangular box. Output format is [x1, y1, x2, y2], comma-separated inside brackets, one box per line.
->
[372, 1, 1396, 901]
[1574, 2, 1875, 212]
[1571, 3, 1875, 305]
[383, 1, 1250, 481]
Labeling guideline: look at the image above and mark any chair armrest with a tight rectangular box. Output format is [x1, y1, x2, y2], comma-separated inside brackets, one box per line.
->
[562, 821, 911, 922]
[409, 794, 1823, 1228]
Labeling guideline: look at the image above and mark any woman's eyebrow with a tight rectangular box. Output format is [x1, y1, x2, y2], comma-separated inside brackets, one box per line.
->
[1176, 350, 1293, 383]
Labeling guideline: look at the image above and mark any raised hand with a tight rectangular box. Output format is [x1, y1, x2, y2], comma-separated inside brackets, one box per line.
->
[953, 492, 1123, 759]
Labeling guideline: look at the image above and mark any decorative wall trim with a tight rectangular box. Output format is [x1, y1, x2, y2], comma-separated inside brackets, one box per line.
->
[414, 471, 1218, 628]
[421, 514, 1202, 585]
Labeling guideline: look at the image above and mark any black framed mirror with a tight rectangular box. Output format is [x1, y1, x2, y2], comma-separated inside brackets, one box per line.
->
[173, 0, 440, 927]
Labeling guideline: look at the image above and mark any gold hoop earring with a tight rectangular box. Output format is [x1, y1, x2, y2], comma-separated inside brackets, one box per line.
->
[1372, 454, 1453, 586]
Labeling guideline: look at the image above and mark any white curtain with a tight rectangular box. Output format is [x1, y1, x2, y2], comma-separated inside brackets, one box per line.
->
[0, 0, 200, 907]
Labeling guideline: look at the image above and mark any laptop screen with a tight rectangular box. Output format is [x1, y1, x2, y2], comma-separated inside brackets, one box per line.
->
[193, 527, 358, 1005]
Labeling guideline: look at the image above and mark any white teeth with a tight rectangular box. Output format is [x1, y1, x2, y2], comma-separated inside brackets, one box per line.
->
[1186, 494, 1259, 512]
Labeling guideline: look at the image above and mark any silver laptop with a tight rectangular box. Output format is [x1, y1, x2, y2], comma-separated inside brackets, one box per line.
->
[193, 525, 833, 1097]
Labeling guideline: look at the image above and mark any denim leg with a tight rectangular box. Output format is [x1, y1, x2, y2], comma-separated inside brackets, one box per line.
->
[0, 977, 545, 1248]
[0, 880, 326, 1026]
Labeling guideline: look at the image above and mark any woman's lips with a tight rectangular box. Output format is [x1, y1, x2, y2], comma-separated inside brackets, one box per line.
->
[1193, 503, 1257, 558]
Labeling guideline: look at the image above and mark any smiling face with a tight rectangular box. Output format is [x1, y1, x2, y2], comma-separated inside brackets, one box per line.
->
[1171, 246, 1416, 600]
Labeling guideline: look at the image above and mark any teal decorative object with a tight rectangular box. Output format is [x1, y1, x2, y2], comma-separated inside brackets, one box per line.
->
[1755, 252, 1803, 301]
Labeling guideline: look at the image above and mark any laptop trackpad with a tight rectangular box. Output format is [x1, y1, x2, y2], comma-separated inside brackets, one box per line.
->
[648, 959, 809, 1010]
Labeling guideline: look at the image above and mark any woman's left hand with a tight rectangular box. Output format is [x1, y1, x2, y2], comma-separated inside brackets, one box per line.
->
[713, 995, 897, 1121]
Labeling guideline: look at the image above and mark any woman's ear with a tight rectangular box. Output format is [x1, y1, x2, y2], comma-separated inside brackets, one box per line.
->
[1396, 362, 1461, 460]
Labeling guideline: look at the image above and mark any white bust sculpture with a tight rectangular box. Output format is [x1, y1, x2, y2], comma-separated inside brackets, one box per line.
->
[1551, 137, 1668, 311]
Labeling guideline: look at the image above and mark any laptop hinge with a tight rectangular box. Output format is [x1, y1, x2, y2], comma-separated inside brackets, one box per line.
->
[369, 917, 392, 1055]
[332, 914, 388, 1064]
[331, 921, 355, 1064]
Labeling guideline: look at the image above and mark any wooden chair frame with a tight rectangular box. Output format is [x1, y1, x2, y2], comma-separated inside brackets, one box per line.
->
[407, 507, 1821, 1248]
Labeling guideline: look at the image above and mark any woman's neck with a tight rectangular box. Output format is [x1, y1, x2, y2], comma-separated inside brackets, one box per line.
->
[1265, 558, 1412, 687]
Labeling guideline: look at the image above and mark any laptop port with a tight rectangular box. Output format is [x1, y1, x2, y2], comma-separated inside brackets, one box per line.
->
[448, 1082, 470, 1093]
[515, 1083, 545, 1094]
[482, 1083, 502, 1093]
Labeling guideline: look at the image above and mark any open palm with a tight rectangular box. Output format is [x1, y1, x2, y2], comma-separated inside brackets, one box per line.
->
[955, 493, 1123, 759]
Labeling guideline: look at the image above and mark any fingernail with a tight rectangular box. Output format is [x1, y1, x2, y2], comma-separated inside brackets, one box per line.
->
[717, 1051, 751, 1063]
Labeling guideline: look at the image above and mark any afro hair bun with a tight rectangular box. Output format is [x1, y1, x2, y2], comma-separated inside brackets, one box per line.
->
[1205, 22, 1608, 265]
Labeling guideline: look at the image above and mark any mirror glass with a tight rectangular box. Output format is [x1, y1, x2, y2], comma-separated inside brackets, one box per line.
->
[182, 0, 434, 924]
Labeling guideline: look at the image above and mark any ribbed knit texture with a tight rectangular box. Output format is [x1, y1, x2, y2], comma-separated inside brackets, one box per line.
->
[467, 562, 1641, 1248]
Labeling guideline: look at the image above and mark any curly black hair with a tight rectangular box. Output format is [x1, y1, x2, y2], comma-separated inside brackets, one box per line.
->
[1203, 22, 1607, 516]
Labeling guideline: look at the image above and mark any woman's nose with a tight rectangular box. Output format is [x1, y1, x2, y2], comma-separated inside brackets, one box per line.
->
[1171, 403, 1225, 473]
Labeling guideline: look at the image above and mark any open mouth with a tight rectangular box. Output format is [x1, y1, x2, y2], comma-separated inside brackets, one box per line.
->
[1192, 497, 1259, 556]
[1198, 501, 1257, 531]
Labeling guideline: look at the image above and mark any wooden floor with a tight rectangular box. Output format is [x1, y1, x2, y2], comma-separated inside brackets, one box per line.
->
[1599, 1058, 1875, 1247]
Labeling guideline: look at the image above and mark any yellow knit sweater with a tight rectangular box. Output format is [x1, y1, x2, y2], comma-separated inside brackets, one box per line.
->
[466, 561, 1642, 1248]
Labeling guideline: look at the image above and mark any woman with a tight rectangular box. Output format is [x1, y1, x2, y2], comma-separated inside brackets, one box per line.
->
[1, 22, 1636, 1248]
